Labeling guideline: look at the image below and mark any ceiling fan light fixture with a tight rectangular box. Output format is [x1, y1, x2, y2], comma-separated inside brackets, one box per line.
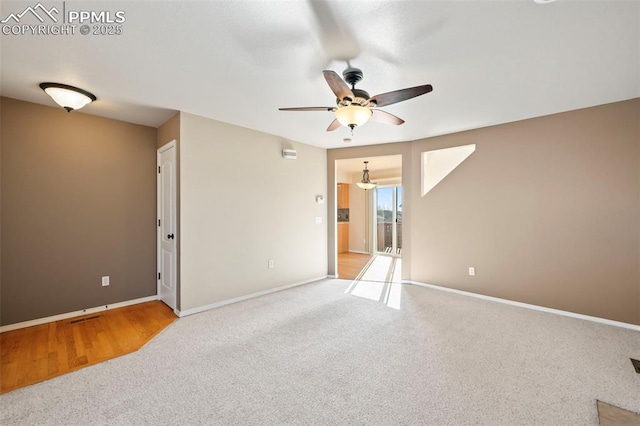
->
[356, 161, 377, 190]
[39, 82, 96, 112]
[335, 105, 372, 128]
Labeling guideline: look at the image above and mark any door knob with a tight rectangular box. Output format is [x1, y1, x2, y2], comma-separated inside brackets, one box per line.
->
[167, 234, 174, 239]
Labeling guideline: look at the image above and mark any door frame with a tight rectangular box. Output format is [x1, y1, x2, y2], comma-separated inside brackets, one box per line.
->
[373, 184, 402, 257]
[157, 140, 177, 308]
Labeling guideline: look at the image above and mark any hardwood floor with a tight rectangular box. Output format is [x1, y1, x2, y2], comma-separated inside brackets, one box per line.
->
[597, 400, 640, 425]
[338, 252, 373, 280]
[0, 300, 176, 394]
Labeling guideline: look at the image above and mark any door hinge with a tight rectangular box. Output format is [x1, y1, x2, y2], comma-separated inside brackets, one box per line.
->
[158, 219, 161, 227]
[158, 166, 161, 173]
[158, 272, 161, 280]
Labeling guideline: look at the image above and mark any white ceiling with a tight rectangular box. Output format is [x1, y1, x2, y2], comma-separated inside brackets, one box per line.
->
[336, 155, 402, 175]
[1, 1, 638, 149]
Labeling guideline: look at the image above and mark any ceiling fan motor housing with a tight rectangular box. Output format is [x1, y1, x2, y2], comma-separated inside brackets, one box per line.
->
[337, 68, 373, 107]
[337, 88, 371, 107]
[343, 67, 364, 86]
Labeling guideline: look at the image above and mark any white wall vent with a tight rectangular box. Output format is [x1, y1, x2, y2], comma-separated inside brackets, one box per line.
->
[282, 149, 297, 160]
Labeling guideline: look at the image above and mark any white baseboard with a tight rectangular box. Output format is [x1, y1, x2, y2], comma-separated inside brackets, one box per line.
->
[176, 276, 328, 317]
[327, 274, 338, 279]
[0, 295, 160, 333]
[403, 280, 640, 332]
[348, 250, 370, 255]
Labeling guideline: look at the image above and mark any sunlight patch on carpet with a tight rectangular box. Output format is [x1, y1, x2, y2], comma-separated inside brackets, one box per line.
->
[345, 256, 402, 308]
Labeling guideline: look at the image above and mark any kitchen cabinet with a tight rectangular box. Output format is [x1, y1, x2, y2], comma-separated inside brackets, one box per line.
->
[337, 183, 350, 209]
[338, 223, 349, 254]
[337, 183, 350, 253]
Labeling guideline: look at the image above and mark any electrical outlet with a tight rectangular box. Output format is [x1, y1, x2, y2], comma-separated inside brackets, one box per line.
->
[101, 276, 110, 286]
[468, 267, 475, 276]
[268, 260, 274, 269]
[315, 216, 322, 224]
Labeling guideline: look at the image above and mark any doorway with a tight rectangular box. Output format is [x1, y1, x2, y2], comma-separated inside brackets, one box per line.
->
[374, 185, 402, 256]
[334, 155, 402, 282]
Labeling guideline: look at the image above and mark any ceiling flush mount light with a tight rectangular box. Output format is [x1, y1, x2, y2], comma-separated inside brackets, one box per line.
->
[533, 0, 557, 3]
[356, 161, 377, 190]
[39, 82, 96, 112]
[334, 105, 372, 131]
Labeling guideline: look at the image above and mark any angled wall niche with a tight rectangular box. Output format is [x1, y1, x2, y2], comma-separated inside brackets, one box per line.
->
[421, 144, 476, 196]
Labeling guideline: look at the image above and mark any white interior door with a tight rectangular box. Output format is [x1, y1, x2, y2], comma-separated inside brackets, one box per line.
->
[158, 141, 177, 310]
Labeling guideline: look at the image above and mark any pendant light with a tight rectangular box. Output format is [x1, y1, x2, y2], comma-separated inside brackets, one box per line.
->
[356, 161, 377, 190]
[39, 82, 96, 112]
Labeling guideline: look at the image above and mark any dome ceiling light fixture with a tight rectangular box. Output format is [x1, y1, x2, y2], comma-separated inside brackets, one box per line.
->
[356, 161, 377, 190]
[335, 104, 372, 130]
[39, 82, 97, 112]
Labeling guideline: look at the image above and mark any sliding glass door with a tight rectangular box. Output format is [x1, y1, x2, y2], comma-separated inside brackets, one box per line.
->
[374, 185, 402, 256]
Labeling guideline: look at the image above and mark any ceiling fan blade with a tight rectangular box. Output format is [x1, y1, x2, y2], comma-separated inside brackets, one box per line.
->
[369, 84, 433, 107]
[326, 119, 341, 132]
[309, 0, 361, 64]
[279, 107, 335, 112]
[323, 70, 354, 102]
[370, 109, 405, 125]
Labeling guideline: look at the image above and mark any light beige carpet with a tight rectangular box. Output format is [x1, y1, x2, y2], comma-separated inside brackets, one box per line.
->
[1, 279, 638, 425]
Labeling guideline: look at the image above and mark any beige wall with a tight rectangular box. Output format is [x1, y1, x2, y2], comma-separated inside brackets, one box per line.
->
[0, 98, 3, 312]
[3, 95, 636, 326]
[348, 183, 368, 253]
[1, 97, 158, 325]
[328, 99, 640, 325]
[411, 99, 640, 325]
[157, 113, 179, 149]
[179, 112, 327, 312]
